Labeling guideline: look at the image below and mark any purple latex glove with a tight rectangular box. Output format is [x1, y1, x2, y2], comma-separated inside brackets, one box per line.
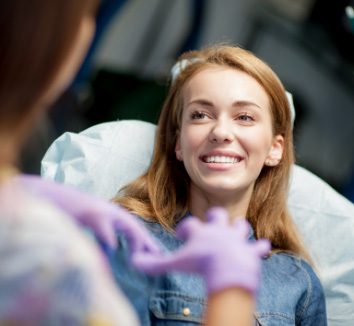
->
[14, 174, 160, 254]
[133, 207, 270, 295]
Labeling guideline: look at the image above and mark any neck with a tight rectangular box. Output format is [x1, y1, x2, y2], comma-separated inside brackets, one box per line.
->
[0, 130, 23, 185]
[0, 164, 19, 183]
[0, 107, 42, 172]
[189, 184, 254, 221]
[0, 134, 20, 168]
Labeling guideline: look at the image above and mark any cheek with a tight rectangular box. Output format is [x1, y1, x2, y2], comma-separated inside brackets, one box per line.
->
[240, 127, 274, 156]
[180, 126, 206, 153]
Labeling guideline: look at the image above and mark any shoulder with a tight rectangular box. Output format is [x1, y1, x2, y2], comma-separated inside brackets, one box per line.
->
[257, 252, 327, 324]
[264, 252, 315, 273]
[263, 252, 324, 293]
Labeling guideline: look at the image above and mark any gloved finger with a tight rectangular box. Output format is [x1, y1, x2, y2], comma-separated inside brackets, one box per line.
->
[112, 204, 137, 221]
[133, 248, 198, 274]
[252, 238, 271, 257]
[127, 233, 161, 254]
[175, 217, 202, 241]
[232, 218, 251, 239]
[205, 207, 229, 225]
[110, 206, 161, 254]
[112, 219, 161, 254]
[132, 252, 180, 274]
[93, 218, 118, 249]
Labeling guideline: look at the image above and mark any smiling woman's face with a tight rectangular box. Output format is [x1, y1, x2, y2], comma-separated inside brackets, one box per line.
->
[175, 66, 284, 201]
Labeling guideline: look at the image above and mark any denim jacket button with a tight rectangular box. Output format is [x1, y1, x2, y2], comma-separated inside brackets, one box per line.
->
[182, 307, 191, 316]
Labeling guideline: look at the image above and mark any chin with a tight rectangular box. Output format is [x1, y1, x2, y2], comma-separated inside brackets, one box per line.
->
[205, 183, 241, 194]
[203, 178, 254, 196]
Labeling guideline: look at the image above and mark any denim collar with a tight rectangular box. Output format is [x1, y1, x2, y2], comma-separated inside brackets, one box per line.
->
[182, 212, 255, 241]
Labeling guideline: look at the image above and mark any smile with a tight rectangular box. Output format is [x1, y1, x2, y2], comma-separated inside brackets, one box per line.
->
[202, 155, 242, 164]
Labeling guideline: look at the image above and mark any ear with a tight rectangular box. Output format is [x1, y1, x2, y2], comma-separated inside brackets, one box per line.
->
[175, 138, 183, 161]
[265, 135, 284, 167]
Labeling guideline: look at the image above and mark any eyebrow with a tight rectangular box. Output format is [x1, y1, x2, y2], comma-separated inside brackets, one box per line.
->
[232, 100, 263, 110]
[187, 99, 214, 107]
[187, 99, 263, 110]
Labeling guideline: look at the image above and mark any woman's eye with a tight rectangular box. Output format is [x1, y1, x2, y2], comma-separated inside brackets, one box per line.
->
[191, 111, 208, 120]
[237, 114, 254, 122]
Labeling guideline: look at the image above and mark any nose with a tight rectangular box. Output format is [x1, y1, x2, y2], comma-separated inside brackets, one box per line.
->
[208, 119, 234, 144]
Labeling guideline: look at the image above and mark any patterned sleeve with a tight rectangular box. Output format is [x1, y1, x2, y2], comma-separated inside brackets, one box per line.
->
[0, 183, 139, 325]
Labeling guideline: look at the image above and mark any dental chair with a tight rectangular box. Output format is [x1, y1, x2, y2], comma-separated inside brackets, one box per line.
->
[41, 119, 354, 326]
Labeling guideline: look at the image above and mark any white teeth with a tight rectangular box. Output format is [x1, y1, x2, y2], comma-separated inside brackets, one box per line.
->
[205, 156, 240, 163]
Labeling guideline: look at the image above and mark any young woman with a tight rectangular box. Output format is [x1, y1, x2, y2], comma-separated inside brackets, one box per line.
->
[113, 44, 327, 325]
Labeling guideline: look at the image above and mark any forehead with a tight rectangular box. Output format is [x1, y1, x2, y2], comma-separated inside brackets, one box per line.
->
[182, 66, 269, 109]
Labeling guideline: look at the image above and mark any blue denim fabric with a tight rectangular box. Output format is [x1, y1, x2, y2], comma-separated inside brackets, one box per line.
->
[109, 217, 327, 325]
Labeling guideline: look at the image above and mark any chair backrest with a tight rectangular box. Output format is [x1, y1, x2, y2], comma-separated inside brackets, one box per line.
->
[41, 119, 354, 325]
[41, 120, 156, 200]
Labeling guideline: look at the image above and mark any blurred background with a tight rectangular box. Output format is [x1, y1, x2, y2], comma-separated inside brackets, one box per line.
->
[21, 0, 354, 202]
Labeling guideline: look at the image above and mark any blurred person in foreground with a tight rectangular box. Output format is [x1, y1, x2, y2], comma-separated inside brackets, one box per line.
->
[0, 1, 268, 325]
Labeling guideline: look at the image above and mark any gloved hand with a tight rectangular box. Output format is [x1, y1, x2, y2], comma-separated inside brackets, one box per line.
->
[14, 174, 160, 254]
[133, 207, 270, 295]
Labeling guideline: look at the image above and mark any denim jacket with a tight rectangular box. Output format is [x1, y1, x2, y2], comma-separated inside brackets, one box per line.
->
[109, 217, 327, 325]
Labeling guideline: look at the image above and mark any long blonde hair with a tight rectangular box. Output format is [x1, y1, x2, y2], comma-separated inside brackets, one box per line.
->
[114, 44, 310, 261]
